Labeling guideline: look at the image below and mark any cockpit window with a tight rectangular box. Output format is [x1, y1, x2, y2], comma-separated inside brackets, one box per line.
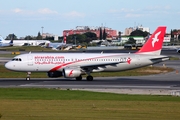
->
[12, 58, 22, 61]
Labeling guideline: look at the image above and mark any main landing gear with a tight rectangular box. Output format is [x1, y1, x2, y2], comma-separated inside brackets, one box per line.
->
[86, 71, 93, 81]
[86, 75, 93, 81]
[26, 72, 31, 81]
[75, 75, 93, 81]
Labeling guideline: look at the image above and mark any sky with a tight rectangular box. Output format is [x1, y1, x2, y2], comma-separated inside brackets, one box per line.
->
[1, 0, 180, 38]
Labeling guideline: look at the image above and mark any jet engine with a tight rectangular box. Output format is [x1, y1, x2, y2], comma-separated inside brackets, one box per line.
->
[177, 48, 180, 53]
[62, 68, 82, 78]
[47, 71, 63, 78]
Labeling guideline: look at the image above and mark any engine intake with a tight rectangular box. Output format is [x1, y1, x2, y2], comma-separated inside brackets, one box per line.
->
[177, 49, 180, 53]
[47, 71, 63, 78]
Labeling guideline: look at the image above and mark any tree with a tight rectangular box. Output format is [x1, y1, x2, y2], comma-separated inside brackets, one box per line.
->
[6, 34, 18, 40]
[99, 27, 102, 40]
[118, 31, 121, 38]
[103, 28, 107, 40]
[125, 37, 136, 44]
[130, 30, 149, 37]
[36, 31, 42, 40]
[172, 29, 179, 41]
[171, 29, 174, 38]
[84, 32, 97, 40]
[76, 34, 86, 44]
[45, 36, 54, 41]
[24, 35, 34, 40]
[65, 32, 97, 44]
[178, 35, 180, 40]
[66, 34, 86, 45]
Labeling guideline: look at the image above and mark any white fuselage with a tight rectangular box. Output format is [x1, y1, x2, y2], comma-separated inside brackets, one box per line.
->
[1, 40, 50, 46]
[5, 53, 168, 72]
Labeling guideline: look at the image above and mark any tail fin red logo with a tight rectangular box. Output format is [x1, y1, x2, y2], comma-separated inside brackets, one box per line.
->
[136, 26, 166, 55]
[152, 31, 161, 47]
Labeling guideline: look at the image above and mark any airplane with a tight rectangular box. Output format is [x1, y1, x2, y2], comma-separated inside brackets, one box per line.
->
[0, 36, 50, 46]
[5, 26, 169, 81]
[44, 36, 72, 50]
[0, 36, 13, 47]
[45, 41, 66, 50]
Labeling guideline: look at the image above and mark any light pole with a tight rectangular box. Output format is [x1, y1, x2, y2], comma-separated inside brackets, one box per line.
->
[41, 26, 44, 40]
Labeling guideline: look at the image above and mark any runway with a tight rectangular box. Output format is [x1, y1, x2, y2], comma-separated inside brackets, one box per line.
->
[0, 49, 180, 95]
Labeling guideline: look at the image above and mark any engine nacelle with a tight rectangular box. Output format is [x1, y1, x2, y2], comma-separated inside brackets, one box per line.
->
[63, 68, 82, 78]
[47, 71, 63, 78]
[177, 49, 180, 53]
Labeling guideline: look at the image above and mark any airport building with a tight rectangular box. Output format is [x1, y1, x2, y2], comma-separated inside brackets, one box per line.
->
[172, 29, 180, 39]
[63, 26, 118, 40]
[121, 36, 145, 44]
[42, 33, 54, 39]
[124, 26, 150, 36]
[124, 27, 134, 36]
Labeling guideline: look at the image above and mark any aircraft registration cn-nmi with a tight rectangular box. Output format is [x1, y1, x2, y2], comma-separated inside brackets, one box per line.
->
[5, 26, 169, 81]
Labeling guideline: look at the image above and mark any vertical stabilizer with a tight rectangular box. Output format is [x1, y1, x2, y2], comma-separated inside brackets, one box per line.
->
[0, 36, 5, 42]
[9, 39, 13, 46]
[136, 26, 166, 55]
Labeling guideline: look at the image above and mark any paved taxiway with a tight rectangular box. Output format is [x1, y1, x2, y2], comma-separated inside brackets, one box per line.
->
[0, 49, 180, 95]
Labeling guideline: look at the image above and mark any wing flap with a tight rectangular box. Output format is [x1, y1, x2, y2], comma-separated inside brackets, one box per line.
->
[80, 61, 123, 70]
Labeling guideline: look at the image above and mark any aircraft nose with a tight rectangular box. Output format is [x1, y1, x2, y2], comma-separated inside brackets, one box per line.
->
[5, 62, 13, 70]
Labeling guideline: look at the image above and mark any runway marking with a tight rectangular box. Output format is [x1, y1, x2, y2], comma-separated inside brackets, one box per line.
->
[19, 84, 171, 89]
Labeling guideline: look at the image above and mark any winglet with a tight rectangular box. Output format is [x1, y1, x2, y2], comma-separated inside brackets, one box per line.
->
[136, 26, 166, 55]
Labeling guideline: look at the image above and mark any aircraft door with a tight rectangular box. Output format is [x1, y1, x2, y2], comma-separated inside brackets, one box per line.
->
[135, 55, 141, 66]
[27, 55, 33, 66]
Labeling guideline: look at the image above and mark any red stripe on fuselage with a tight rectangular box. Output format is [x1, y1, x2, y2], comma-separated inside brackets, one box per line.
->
[49, 54, 131, 72]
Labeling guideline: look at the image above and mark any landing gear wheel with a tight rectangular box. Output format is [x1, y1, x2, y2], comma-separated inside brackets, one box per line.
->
[86, 75, 93, 81]
[76, 75, 82, 81]
[26, 72, 31, 81]
[26, 77, 30, 81]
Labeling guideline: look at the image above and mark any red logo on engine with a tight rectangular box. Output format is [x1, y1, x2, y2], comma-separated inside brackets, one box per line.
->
[69, 70, 73, 76]
[127, 57, 131, 64]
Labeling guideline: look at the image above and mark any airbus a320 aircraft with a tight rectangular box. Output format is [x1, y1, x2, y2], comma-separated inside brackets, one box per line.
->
[5, 26, 169, 81]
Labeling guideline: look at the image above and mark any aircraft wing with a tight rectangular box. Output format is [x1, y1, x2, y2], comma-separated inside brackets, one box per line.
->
[79, 61, 124, 71]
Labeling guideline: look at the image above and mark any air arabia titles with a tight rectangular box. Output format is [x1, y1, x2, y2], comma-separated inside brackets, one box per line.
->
[34, 56, 65, 65]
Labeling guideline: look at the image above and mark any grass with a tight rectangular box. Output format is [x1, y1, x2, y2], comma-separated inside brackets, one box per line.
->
[0, 54, 18, 57]
[0, 88, 180, 120]
[169, 56, 180, 60]
[0, 46, 53, 52]
[0, 65, 174, 78]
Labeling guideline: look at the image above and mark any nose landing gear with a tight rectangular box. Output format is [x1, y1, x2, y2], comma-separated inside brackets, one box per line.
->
[26, 72, 31, 81]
